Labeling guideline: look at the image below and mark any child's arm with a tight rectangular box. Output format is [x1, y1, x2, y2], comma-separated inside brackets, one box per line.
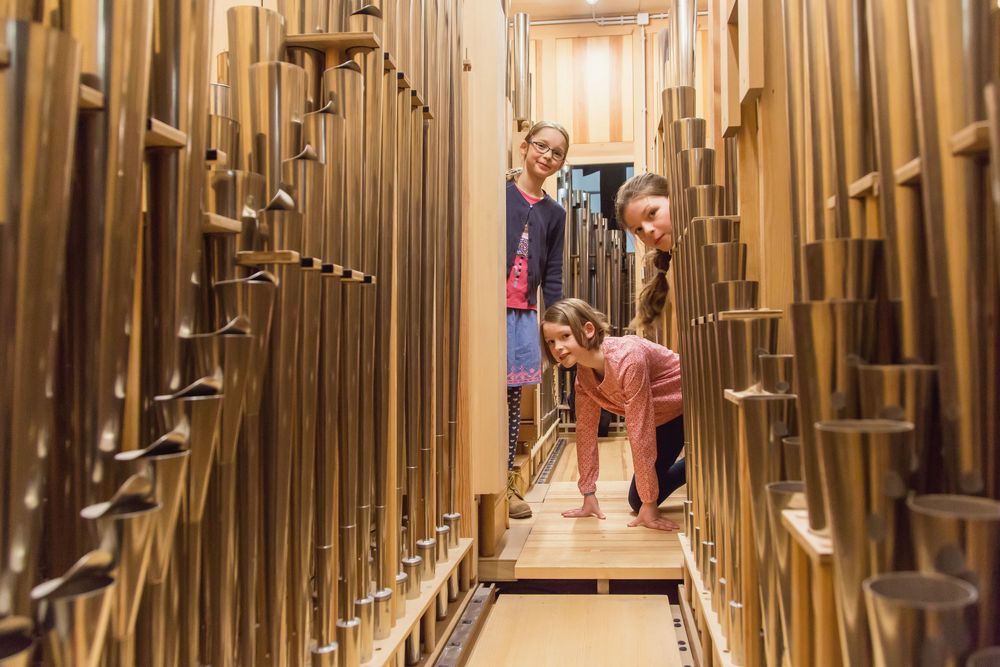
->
[619, 354, 659, 504]
[574, 391, 601, 497]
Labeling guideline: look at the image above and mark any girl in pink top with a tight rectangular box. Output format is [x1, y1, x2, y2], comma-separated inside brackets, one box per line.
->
[541, 299, 685, 531]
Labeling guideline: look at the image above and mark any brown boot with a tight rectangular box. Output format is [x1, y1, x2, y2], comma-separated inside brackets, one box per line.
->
[507, 474, 532, 519]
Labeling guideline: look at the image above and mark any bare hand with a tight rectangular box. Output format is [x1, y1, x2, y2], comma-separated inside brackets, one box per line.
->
[562, 494, 606, 520]
[628, 502, 679, 531]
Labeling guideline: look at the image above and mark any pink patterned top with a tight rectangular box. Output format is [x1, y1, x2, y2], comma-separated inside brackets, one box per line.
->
[505, 186, 543, 309]
[575, 336, 683, 503]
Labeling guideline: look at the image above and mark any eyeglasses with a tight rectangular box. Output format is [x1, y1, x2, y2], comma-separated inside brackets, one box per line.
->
[529, 140, 566, 162]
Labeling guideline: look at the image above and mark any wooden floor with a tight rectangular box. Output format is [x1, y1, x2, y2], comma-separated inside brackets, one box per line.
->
[466, 594, 685, 667]
[480, 437, 685, 582]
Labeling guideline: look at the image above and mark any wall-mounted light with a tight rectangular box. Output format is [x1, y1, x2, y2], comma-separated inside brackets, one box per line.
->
[586, 0, 600, 5]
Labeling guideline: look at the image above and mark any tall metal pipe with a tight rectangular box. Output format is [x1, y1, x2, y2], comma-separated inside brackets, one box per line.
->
[1, 16, 81, 624]
[512, 12, 529, 123]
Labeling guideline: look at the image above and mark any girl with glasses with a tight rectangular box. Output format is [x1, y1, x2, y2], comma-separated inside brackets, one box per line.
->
[504, 120, 570, 519]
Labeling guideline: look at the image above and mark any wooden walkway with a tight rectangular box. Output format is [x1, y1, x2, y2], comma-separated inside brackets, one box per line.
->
[480, 438, 685, 583]
[466, 594, 686, 667]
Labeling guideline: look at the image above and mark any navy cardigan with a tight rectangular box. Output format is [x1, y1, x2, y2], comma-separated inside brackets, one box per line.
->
[506, 181, 566, 308]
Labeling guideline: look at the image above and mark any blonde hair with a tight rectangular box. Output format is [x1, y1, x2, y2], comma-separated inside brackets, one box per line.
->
[524, 120, 571, 150]
[614, 173, 673, 332]
[539, 298, 610, 365]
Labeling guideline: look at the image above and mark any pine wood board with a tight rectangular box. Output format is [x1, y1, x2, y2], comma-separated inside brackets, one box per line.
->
[515, 481, 685, 580]
[466, 594, 684, 667]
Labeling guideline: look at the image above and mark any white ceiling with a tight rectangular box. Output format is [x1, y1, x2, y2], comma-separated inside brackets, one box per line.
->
[510, 0, 708, 21]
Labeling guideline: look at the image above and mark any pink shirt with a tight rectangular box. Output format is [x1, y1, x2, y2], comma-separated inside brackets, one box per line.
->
[574, 336, 683, 503]
[505, 186, 543, 310]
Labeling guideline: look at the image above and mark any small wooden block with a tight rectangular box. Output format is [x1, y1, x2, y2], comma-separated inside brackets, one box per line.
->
[236, 250, 301, 266]
[596, 579, 610, 595]
[894, 156, 922, 186]
[285, 31, 380, 53]
[397, 70, 411, 89]
[826, 195, 837, 210]
[145, 117, 187, 149]
[320, 263, 346, 277]
[848, 171, 880, 199]
[423, 105, 434, 120]
[201, 212, 241, 234]
[299, 256, 323, 270]
[950, 120, 990, 157]
[79, 83, 105, 110]
[781, 509, 833, 563]
[206, 148, 228, 165]
[411, 89, 425, 107]
[384, 50, 396, 71]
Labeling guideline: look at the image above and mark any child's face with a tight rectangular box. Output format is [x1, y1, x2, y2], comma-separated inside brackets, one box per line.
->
[622, 195, 673, 252]
[520, 128, 567, 181]
[542, 321, 594, 368]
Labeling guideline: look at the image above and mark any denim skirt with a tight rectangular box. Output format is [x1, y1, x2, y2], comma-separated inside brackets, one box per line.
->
[507, 308, 542, 386]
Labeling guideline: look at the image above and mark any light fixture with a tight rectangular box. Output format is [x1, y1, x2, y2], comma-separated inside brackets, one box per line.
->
[586, 0, 599, 5]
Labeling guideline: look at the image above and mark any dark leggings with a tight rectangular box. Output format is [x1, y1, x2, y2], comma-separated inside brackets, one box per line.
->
[627, 415, 686, 513]
[507, 386, 522, 470]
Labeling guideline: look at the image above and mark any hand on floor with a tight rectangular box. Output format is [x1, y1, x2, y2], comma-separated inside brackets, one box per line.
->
[628, 502, 679, 531]
[562, 494, 606, 519]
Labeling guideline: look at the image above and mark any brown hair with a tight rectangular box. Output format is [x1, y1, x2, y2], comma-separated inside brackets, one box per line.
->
[539, 298, 611, 365]
[614, 173, 673, 332]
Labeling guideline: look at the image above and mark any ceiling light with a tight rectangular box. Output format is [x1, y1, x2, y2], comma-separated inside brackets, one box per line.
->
[586, 0, 599, 5]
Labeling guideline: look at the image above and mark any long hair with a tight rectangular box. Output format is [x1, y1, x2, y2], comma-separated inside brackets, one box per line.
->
[539, 298, 610, 365]
[507, 120, 571, 180]
[614, 173, 673, 332]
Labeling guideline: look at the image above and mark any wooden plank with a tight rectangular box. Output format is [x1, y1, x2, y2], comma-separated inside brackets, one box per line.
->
[285, 31, 380, 52]
[894, 156, 922, 186]
[478, 524, 531, 582]
[950, 120, 990, 156]
[415, 587, 477, 667]
[201, 212, 241, 234]
[79, 83, 105, 110]
[738, 0, 764, 103]
[397, 70, 412, 89]
[365, 538, 472, 667]
[781, 509, 832, 563]
[515, 481, 684, 580]
[145, 117, 187, 149]
[384, 50, 396, 71]
[466, 595, 684, 667]
[848, 170, 880, 198]
[678, 534, 736, 666]
[236, 250, 301, 266]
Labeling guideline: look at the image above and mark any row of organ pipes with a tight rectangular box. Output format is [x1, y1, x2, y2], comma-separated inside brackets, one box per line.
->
[558, 172, 636, 336]
[657, 0, 1000, 665]
[0, 1, 467, 665]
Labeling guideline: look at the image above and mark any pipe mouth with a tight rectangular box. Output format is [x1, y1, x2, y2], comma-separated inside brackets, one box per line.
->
[907, 494, 1000, 520]
[782, 436, 801, 445]
[863, 572, 978, 609]
[766, 481, 805, 495]
[31, 551, 115, 601]
[814, 419, 914, 435]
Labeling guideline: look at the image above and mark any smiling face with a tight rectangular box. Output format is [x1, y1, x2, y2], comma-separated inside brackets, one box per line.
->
[520, 127, 568, 181]
[542, 321, 595, 368]
[622, 195, 673, 252]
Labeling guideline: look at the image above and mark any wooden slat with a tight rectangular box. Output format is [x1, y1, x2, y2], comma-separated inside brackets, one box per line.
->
[397, 70, 411, 89]
[79, 83, 105, 110]
[678, 534, 736, 666]
[145, 117, 187, 149]
[478, 524, 532, 582]
[285, 31, 380, 52]
[848, 171, 880, 198]
[236, 250, 301, 266]
[894, 156, 922, 186]
[466, 595, 684, 667]
[384, 50, 396, 71]
[677, 588, 705, 667]
[781, 508, 832, 563]
[201, 212, 241, 234]
[950, 120, 990, 156]
[738, 0, 764, 103]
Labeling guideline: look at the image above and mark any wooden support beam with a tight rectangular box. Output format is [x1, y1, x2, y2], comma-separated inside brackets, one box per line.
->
[848, 171, 880, 199]
[894, 157, 922, 186]
[201, 212, 241, 234]
[145, 117, 187, 149]
[236, 250, 301, 266]
[79, 83, 105, 110]
[950, 120, 990, 157]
